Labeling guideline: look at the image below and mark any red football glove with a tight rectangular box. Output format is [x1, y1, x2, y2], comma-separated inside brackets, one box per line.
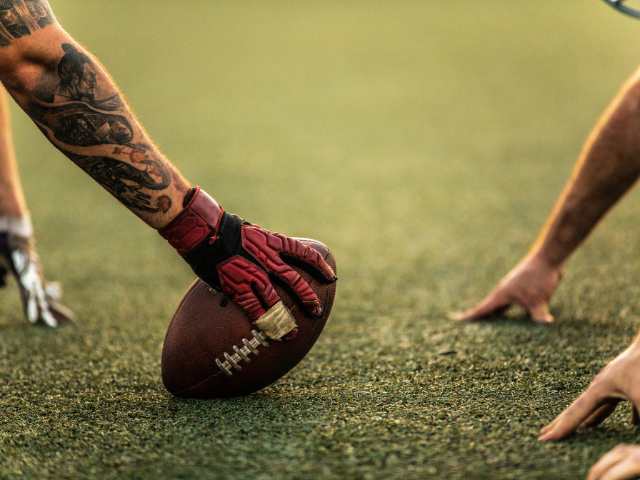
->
[159, 187, 336, 340]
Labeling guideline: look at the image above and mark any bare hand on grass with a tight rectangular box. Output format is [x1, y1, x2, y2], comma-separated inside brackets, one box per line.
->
[587, 445, 640, 480]
[452, 254, 563, 323]
[538, 340, 640, 441]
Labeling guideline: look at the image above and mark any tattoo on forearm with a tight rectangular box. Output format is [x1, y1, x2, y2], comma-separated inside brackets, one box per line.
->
[66, 147, 172, 213]
[29, 43, 174, 213]
[32, 101, 133, 146]
[0, 2, 179, 215]
[0, 0, 54, 47]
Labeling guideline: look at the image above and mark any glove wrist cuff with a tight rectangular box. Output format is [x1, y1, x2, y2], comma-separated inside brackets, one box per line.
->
[159, 187, 224, 255]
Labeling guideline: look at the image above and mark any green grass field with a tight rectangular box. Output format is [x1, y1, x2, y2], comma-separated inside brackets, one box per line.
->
[2, 1, 640, 478]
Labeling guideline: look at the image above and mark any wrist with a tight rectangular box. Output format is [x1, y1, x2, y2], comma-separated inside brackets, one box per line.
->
[181, 211, 244, 290]
[158, 187, 224, 256]
[0, 213, 33, 238]
[528, 245, 566, 272]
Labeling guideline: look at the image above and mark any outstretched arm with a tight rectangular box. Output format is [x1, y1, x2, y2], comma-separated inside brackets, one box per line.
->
[0, 2, 336, 333]
[0, 1, 190, 229]
[0, 84, 26, 216]
[455, 67, 640, 322]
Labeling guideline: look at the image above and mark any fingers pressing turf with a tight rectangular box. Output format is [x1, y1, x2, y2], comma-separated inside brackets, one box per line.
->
[527, 301, 554, 324]
[539, 389, 607, 441]
[588, 447, 627, 480]
[588, 445, 640, 480]
[580, 402, 620, 429]
[452, 290, 510, 321]
[453, 295, 553, 323]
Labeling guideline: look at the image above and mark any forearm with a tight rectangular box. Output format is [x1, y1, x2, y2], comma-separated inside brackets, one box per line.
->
[531, 70, 640, 267]
[0, 85, 27, 215]
[0, 2, 190, 229]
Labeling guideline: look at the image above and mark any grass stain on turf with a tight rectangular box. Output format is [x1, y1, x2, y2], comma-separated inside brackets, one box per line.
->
[2, 1, 640, 479]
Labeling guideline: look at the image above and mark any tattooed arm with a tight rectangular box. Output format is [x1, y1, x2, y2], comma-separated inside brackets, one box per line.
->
[0, 1, 337, 332]
[0, 0, 189, 228]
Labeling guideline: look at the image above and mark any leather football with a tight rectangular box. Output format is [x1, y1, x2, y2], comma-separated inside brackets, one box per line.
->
[161, 239, 337, 398]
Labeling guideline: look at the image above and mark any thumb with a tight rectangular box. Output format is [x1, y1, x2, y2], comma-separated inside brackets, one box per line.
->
[452, 289, 511, 321]
[218, 256, 275, 321]
[539, 386, 606, 441]
[527, 301, 554, 323]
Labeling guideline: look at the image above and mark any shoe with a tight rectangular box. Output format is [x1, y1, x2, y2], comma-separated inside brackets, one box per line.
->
[0, 232, 75, 327]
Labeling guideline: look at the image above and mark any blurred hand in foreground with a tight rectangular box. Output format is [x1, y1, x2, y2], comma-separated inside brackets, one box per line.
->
[0, 231, 75, 327]
[452, 253, 563, 323]
[538, 337, 640, 441]
[587, 445, 640, 480]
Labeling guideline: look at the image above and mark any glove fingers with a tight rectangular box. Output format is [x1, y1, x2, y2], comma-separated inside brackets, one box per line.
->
[26, 290, 39, 324]
[0, 235, 74, 327]
[32, 276, 56, 327]
[38, 304, 59, 328]
[263, 258, 321, 317]
[44, 282, 76, 324]
[284, 274, 322, 317]
[279, 236, 336, 281]
[242, 228, 324, 317]
[46, 299, 76, 325]
[272, 236, 327, 317]
[23, 276, 58, 327]
[218, 256, 281, 321]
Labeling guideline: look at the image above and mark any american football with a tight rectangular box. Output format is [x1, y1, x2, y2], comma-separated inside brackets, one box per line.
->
[161, 239, 337, 398]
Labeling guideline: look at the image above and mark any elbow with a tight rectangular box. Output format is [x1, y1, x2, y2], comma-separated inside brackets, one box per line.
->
[0, 26, 69, 104]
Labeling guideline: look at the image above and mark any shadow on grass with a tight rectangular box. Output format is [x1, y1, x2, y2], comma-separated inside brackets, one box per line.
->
[458, 310, 604, 337]
[460, 313, 547, 326]
[0, 320, 32, 332]
[165, 391, 301, 420]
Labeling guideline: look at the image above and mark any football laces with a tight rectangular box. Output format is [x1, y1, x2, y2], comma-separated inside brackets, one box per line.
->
[215, 329, 270, 377]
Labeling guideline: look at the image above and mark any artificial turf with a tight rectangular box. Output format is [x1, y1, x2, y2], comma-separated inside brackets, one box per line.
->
[2, 1, 640, 478]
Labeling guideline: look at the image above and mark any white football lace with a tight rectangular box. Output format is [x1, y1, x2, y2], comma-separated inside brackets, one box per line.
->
[215, 329, 269, 377]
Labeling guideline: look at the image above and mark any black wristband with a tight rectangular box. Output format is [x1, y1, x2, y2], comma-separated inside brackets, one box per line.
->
[182, 212, 247, 291]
